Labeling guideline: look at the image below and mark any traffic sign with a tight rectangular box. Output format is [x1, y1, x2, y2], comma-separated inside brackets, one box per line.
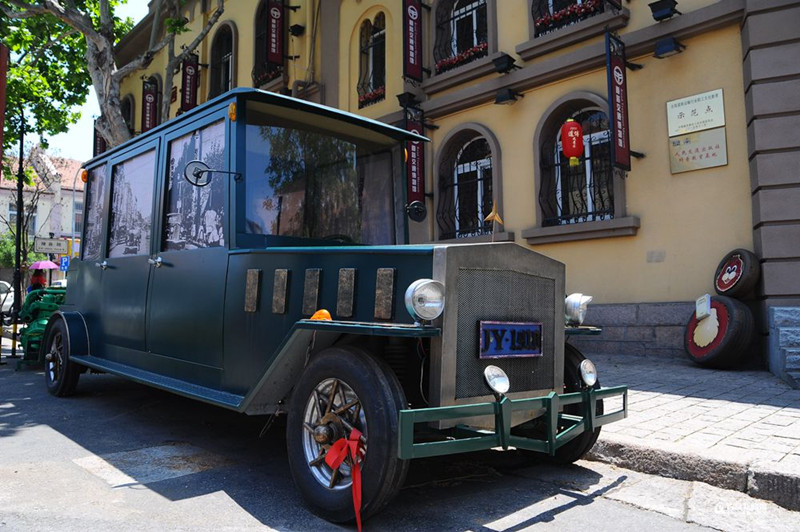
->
[60, 256, 69, 272]
[35, 237, 68, 254]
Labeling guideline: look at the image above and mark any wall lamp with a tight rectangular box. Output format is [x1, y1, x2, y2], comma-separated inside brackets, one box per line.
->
[494, 88, 523, 105]
[289, 24, 305, 36]
[396, 91, 420, 109]
[649, 0, 681, 21]
[653, 37, 685, 58]
[492, 52, 520, 74]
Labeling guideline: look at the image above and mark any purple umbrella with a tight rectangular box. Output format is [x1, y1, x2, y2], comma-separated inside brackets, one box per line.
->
[29, 260, 59, 270]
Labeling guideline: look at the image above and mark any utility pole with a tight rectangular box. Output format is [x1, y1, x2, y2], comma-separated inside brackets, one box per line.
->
[10, 108, 25, 359]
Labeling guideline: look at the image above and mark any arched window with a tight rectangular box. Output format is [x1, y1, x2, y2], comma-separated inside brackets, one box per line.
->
[437, 130, 495, 239]
[539, 107, 613, 226]
[357, 13, 386, 108]
[120, 94, 135, 134]
[531, 0, 607, 38]
[210, 24, 235, 98]
[253, 1, 284, 86]
[434, 0, 488, 74]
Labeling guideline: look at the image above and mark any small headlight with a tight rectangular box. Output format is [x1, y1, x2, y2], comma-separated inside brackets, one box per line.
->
[484, 365, 510, 395]
[404, 279, 445, 322]
[579, 359, 598, 387]
[565, 293, 593, 326]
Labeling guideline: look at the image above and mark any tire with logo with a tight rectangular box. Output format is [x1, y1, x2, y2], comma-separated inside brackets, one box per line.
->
[713, 249, 759, 299]
[685, 295, 754, 369]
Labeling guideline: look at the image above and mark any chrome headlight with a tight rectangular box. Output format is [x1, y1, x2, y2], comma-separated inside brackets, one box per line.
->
[484, 365, 510, 395]
[404, 279, 445, 322]
[565, 293, 593, 326]
[579, 358, 598, 387]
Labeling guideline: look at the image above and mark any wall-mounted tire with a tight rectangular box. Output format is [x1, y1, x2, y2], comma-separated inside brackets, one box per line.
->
[685, 295, 754, 369]
[713, 249, 760, 299]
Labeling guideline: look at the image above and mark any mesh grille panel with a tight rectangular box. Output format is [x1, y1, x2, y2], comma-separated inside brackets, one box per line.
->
[455, 268, 556, 398]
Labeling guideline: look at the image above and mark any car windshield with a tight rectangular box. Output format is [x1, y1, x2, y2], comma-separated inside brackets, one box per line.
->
[244, 101, 398, 245]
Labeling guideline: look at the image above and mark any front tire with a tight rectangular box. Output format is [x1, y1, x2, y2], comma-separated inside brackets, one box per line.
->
[286, 346, 408, 523]
[43, 319, 80, 397]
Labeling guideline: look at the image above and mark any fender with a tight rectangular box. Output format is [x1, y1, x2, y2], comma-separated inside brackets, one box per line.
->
[240, 319, 440, 415]
[42, 311, 90, 362]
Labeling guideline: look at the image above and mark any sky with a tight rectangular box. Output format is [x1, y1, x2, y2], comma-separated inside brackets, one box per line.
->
[45, 2, 150, 162]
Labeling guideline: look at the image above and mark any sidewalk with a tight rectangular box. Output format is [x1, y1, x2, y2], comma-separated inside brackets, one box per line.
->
[589, 353, 800, 511]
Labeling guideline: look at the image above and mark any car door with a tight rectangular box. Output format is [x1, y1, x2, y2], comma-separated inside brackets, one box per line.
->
[146, 118, 228, 382]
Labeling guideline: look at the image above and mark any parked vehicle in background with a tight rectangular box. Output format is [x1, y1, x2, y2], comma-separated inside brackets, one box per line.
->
[41, 88, 627, 525]
[0, 280, 12, 315]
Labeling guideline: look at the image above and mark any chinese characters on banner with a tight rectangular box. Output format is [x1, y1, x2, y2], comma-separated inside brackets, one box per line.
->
[605, 32, 631, 171]
[267, 1, 285, 67]
[403, 0, 423, 82]
[406, 120, 425, 204]
[141, 79, 158, 133]
[181, 54, 199, 112]
[666, 89, 727, 174]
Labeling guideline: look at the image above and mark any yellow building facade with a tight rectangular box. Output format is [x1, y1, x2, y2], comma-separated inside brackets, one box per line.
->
[115, 0, 800, 385]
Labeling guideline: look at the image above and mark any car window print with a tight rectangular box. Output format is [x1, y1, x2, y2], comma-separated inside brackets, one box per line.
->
[164, 119, 226, 251]
[108, 149, 156, 257]
[82, 166, 108, 261]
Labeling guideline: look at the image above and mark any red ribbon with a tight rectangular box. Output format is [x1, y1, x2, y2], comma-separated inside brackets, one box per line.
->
[325, 428, 364, 531]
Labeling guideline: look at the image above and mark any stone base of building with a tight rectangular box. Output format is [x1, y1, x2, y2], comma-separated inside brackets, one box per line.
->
[769, 307, 800, 389]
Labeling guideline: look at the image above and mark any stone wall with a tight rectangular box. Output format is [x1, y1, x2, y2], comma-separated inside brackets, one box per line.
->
[770, 307, 800, 388]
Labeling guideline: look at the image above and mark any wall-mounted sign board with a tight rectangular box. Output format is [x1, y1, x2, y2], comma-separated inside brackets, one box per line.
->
[666, 89, 724, 137]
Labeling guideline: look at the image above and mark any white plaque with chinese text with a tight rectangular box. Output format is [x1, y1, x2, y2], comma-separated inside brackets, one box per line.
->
[669, 127, 728, 174]
[667, 89, 725, 137]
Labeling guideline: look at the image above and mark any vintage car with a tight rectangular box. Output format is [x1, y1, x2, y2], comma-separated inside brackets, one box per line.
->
[42, 88, 627, 524]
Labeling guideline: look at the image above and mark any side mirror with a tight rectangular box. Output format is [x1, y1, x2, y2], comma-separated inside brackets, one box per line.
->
[184, 160, 213, 187]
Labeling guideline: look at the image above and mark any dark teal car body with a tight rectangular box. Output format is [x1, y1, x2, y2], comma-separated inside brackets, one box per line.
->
[43, 88, 626, 524]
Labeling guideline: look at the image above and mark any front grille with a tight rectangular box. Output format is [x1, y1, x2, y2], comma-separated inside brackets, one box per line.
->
[455, 268, 556, 398]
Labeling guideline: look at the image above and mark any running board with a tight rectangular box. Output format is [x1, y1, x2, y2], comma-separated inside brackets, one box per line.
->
[71, 355, 244, 410]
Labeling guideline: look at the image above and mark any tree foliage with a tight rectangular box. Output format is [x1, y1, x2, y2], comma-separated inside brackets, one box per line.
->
[0, 0, 224, 152]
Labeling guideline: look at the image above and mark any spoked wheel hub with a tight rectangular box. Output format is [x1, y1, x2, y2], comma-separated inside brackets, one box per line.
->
[301, 377, 366, 490]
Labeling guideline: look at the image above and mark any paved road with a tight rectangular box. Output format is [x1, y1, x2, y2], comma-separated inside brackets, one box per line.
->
[1, 362, 798, 531]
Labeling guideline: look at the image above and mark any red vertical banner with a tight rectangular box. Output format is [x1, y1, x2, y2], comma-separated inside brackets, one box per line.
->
[93, 120, 107, 157]
[181, 54, 199, 112]
[141, 79, 158, 133]
[406, 120, 424, 204]
[267, 1, 285, 67]
[403, 0, 423, 82]
[0, 44, 8, 163]
[606, 32, 631, 171]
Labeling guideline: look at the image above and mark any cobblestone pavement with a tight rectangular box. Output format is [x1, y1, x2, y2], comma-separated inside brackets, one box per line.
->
[588, 353, 800, 510]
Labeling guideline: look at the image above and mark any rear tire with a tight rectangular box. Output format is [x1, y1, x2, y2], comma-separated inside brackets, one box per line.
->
[286, 346, 408, 523]
[43, 319, 80, 397]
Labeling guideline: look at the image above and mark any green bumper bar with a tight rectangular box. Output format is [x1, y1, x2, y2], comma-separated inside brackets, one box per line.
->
[397, 386, 628, 460]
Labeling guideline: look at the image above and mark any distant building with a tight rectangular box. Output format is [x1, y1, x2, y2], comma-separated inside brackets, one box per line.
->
[112, 0, 800, 386]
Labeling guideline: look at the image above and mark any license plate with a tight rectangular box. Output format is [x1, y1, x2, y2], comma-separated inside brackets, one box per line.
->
[479, 321, 543, 359]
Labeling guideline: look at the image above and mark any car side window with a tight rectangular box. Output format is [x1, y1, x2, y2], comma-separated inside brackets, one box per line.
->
[108, 149, 157, 258]
[163, 120, 226, 250]
[82, 166, 108, 261]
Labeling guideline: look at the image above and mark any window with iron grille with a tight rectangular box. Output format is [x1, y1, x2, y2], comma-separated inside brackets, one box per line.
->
[437, 133, 494, 239]
[358, 13, 386, 108]
[434, 0, 488, 74]
[121, 95, 135, 134]
[253, 0, 284, 87]
[531, 0, 606, 38]
[210, 25, 234, 99]
[539, 109, 613, 226]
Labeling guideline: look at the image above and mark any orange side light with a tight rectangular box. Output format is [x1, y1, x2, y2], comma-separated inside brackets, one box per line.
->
[310, 309, 332, 321]
[228, 102, 237, 121]
[80, 169, 89, 183]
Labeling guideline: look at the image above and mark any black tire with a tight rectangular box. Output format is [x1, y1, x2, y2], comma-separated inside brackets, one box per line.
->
[43, 319, 80, 397]
[685, 295, 754, 369]
[549, 343, 604, 464]
[286, 346, 408, 524]
[713, 249, 760, 299]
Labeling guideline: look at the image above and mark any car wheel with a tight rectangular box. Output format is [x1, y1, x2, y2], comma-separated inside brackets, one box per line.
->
[43, 319, 80, 397]
[713, 249, 760, 299]
[685, 295, 754, 369]
[286, 346, 408, 524]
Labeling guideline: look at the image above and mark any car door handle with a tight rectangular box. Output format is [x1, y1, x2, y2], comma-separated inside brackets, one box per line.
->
[95, 260, 108, 270]
[148, 257, 164, 268]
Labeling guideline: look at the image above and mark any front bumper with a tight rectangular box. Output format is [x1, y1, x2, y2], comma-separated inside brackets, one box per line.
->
[397, 385, 628, 459]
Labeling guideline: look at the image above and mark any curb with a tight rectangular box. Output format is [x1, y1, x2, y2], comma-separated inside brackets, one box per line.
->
[588, 438, 800, 512]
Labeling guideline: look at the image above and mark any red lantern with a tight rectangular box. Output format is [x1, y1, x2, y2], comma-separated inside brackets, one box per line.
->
[561, 119, 584, 167]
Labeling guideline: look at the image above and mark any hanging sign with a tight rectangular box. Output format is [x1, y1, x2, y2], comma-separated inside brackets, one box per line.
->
[141, 80, 158, 132]
[560, 119, 584, 167]
[403, 0, 423, 82]
[406, 120, 425, 204]
[267, 1, 285, 67]
[181, 54, 199, 112]
[605, 32, 631, 171]
[93, 120, 107, 157]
